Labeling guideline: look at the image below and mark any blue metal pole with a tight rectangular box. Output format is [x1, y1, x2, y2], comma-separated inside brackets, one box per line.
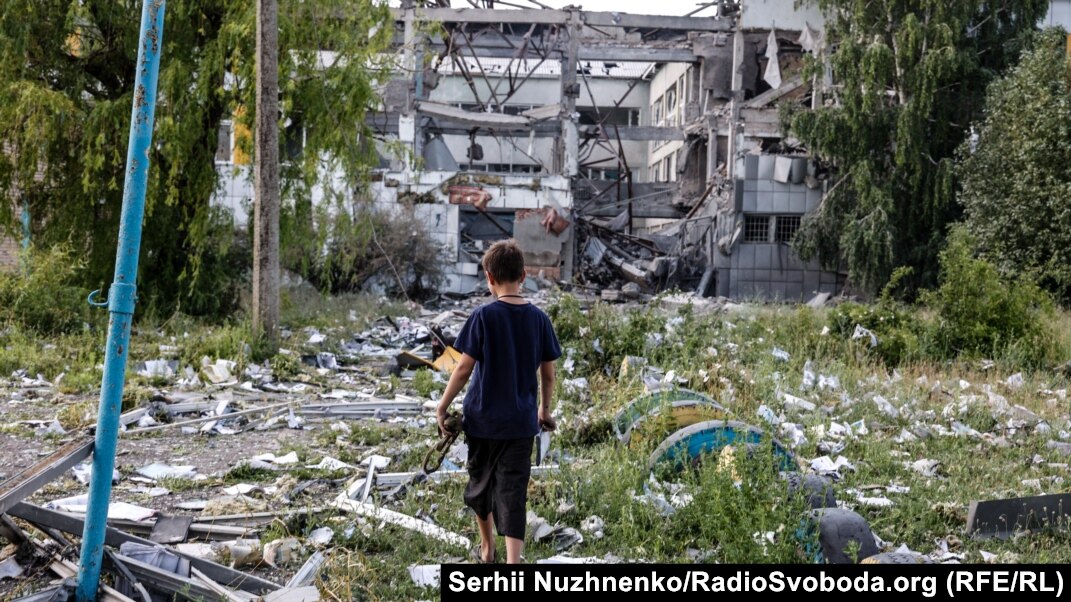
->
[20, 203, 29, 250]
[76, 1, 166, 600]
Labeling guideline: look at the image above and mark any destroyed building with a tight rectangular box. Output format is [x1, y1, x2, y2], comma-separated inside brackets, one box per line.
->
[208, 0, 846, 301]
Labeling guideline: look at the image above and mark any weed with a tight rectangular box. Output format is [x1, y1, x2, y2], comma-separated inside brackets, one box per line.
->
[412, 368, 440, 398]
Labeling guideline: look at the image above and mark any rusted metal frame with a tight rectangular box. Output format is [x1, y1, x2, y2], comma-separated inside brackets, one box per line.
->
[612, 123, 634, 200]
[460, 27, 505, 109]
[0, 438, 95, 516]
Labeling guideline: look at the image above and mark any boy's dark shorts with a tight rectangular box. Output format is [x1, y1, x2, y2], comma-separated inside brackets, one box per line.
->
[463, 434, 533, 540]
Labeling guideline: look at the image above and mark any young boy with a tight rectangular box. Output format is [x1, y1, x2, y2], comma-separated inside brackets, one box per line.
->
[435, 239, 561, 564]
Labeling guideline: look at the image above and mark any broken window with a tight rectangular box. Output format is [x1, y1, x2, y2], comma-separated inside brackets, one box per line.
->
[577, 107, 640, 127]
[744, 215, 772, 243]
[776, 215, 802, 243]
[652, 96, 663, 127]
[216, 121, 233, 164]
[665, 85, 677, 127]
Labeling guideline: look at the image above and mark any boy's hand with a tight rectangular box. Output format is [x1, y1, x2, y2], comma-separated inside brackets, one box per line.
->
[538, 406, 556, 432]
[436, 409, 449, 437]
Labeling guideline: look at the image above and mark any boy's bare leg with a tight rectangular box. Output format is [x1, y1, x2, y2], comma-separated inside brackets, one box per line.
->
[505, 536, 524, 564]
[475, 513, 496, 562]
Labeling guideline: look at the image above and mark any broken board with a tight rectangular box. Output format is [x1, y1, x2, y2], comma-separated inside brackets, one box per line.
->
[967, 493, 1071, 539]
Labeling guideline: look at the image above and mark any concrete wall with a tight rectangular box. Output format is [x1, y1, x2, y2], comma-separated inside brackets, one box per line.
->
[723, 154, 843, 301]
[646, 63, 694, 181]
[366, 170, 573, 293]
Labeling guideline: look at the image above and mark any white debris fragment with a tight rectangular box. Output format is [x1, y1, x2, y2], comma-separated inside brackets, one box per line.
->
[136, 463, 197, 480]
[306, 457, 355, 471]
[772, 348, 790, 361]
[851, 325, 878, 347]
[139, 359, 175, 379]
[905, 459, 941, 477]
[895, 429, 918, 443]
[307, 332, 327, 345]
[810, 455, 856, 478]
[848, 489, 894, 507]
[580, 515, 605, 539]
[872, 395, 900, 419]
[252, 451, 300, 465]
[47, 496, 156, 522]
[408, 564, 441, 588]
[360, 455, 391, 470]
[201, 358, 237, 384]
[958, 379, 971, 391]
[780, 423, 808, 448]
[781, 392, 816, 413]
[1005, 373, 1024, 390]
[309, 527, 334, 547]
[850, 420, 868, 436]
[756, 405, 782, 427]
[71, 462, 120, 486]
[222, 483, 260, 496]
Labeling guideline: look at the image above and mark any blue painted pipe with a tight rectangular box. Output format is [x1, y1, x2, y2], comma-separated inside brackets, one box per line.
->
[76, 1, 166, 600]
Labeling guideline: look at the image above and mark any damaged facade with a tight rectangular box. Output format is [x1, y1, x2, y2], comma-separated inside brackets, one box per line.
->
[213, 0, 847, 300]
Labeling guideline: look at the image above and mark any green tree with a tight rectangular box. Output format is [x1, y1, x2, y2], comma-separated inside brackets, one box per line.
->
[785, 0, 1047, 295]
[957, 28, 1071, 303]
[0, 0, 392, 317]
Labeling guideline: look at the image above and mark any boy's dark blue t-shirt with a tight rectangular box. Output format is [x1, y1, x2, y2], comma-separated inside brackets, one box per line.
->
[453, 300, 562, 440]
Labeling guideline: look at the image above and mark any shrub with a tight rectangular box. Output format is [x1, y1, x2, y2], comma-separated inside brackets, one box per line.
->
[0, 244, 93, 334]
[921, 228, 1054, 363]
[301, 205, 444, 301]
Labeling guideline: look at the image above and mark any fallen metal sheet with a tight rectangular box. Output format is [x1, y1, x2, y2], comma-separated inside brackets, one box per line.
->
[8, 503, 280, 595]
[115, 553, 219, 602]
[967, 493, 1071, 539]
[149, 515, 193, 544]
[82, 515, 253, 541]
[298, 401, 423, 418]
[332, 497, 470, 549]
[285, 551, 327, 588]
[125, 402, 293, 435]
[191, 567, 248, 602]
[263, 586, 321, 602]
[0, 438, 94, 515]
[104, 548, 154, 602]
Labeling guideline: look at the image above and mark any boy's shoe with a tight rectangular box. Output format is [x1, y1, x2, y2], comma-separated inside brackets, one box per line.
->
[470, 543, 495, 563]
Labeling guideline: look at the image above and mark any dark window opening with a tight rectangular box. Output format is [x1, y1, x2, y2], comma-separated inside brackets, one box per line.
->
[744, 215, 772, 243]
[776, 215, 802, 243]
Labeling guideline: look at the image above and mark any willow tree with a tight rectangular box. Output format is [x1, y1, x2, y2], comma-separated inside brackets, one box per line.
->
[0, 0, 392, 317]
[785, 0, 1047, 295]
[957, 28, 1071, 304]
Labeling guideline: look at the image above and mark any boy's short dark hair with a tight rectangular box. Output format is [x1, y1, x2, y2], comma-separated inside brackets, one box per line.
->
[482, 239, 525, 283]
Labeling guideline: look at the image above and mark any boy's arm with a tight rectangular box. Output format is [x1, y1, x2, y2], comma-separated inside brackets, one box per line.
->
[436, 353, 476, 435]
[538, 360, 556, 432]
